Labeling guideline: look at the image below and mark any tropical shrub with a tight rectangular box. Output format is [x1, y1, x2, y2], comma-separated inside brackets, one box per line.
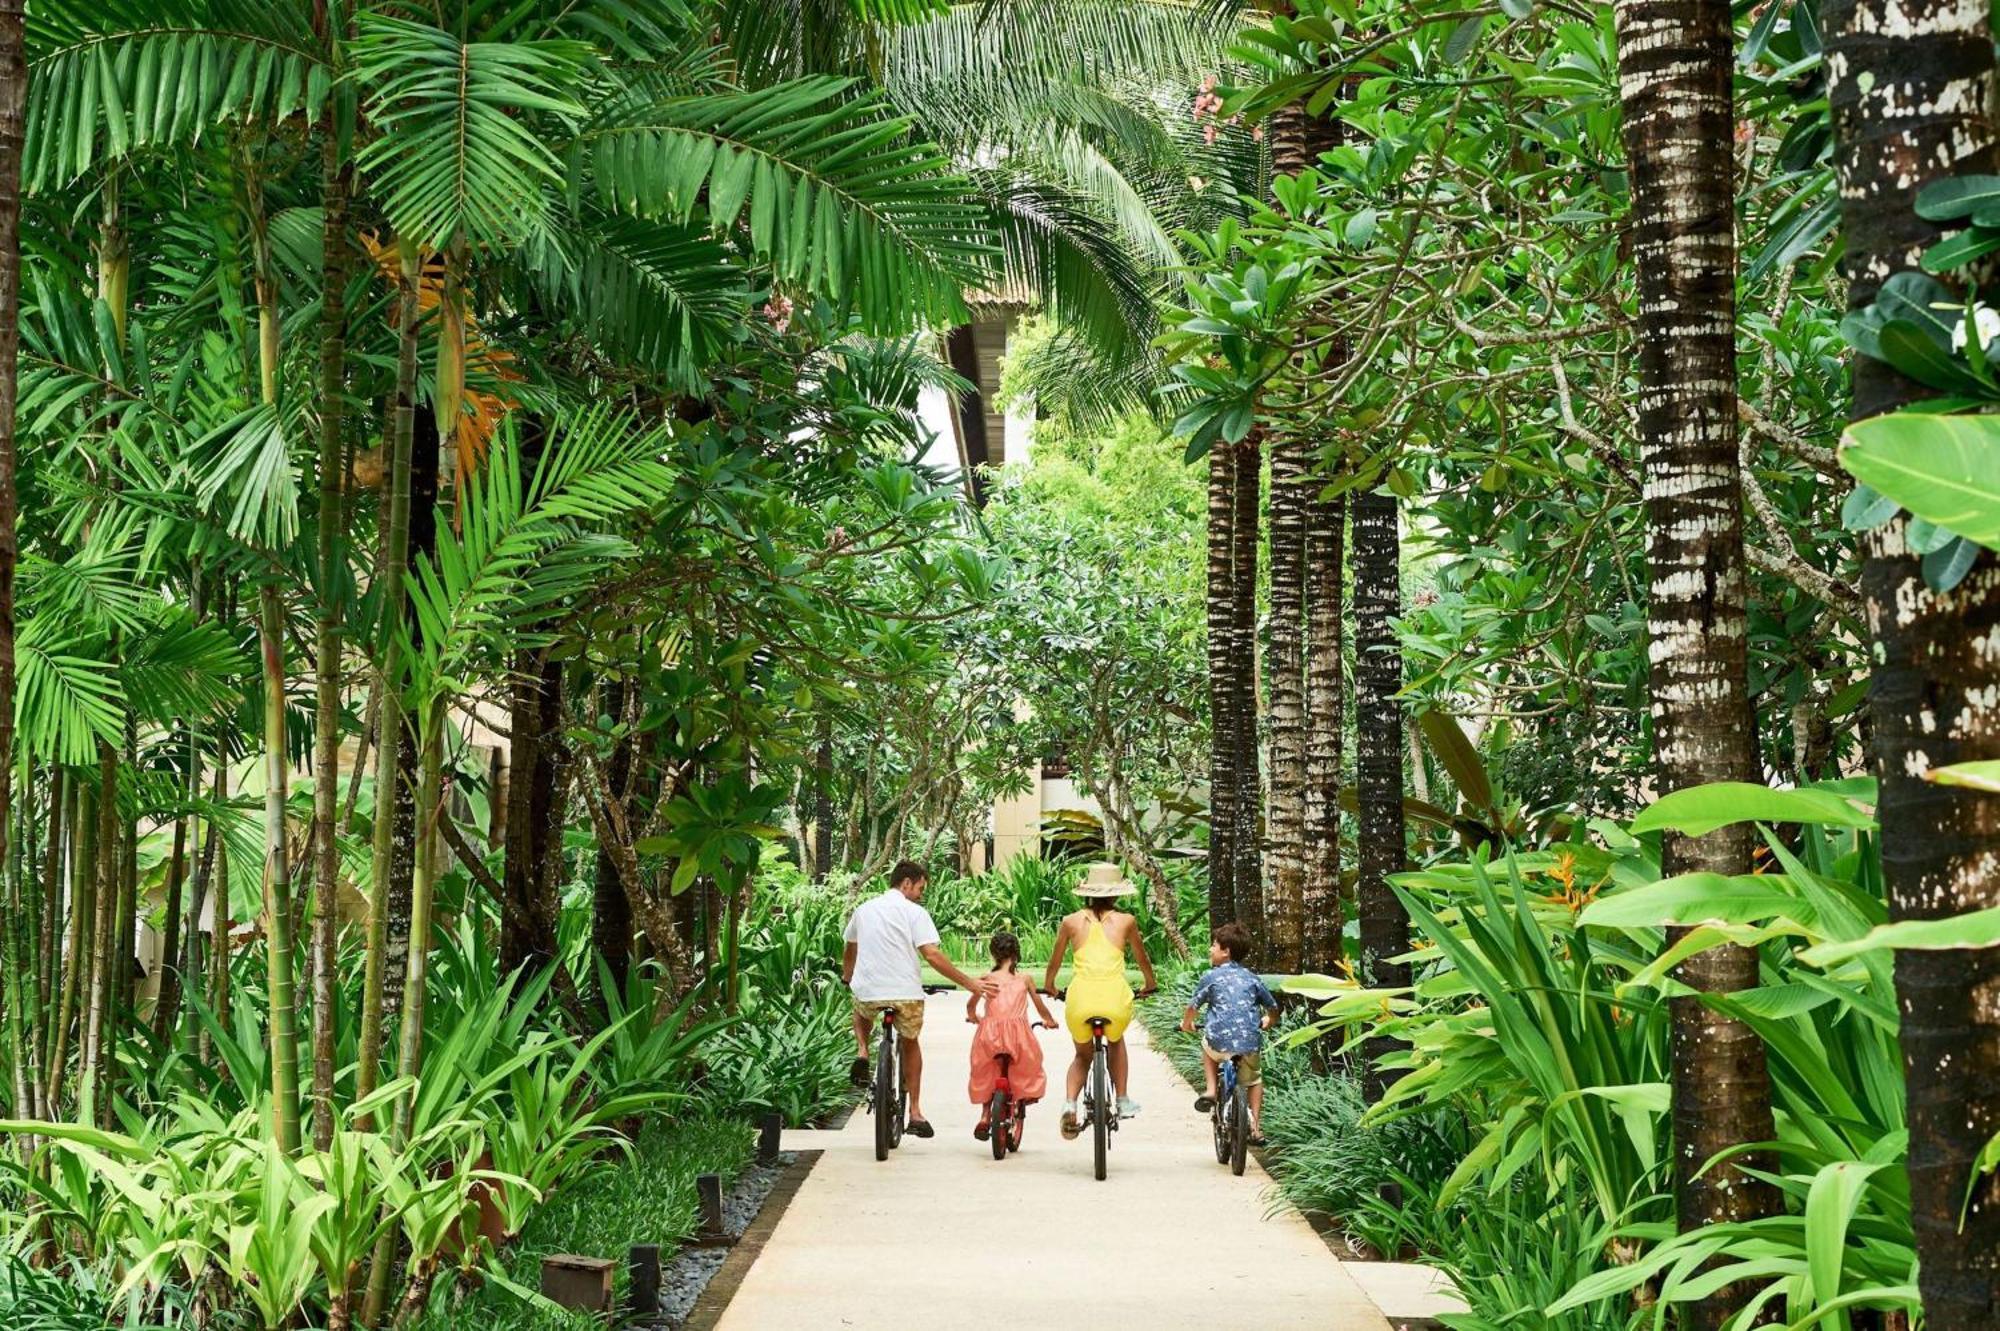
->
[1285, 780, 1923, 1330]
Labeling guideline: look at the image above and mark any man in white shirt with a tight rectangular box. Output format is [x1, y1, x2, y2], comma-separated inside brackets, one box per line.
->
[843, 860, 997, 1138]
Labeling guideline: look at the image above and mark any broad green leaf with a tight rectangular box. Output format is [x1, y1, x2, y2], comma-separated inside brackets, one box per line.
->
[1630, 783, 1876, 837]
[1802, 905, 2000, 966]
[1839, 411, 2000, 549]
[1927, 759, 2000, 792]
[1579, 873, 1805, 929]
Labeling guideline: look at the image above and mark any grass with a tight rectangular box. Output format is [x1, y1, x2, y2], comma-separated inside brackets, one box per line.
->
[412, 1111, 755, 1330]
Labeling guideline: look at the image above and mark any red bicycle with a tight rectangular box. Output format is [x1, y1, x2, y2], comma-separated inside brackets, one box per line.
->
[980, 1022, 1051, 1161]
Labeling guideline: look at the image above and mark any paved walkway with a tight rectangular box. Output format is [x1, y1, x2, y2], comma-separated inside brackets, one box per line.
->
[713, 993, 1396, 1330]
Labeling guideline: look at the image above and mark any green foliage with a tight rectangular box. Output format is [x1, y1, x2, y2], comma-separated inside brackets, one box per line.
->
[1285, 784, 1926, 1331]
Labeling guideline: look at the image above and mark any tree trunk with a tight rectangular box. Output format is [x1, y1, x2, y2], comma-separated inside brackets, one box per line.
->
[1614, 1, 1780, 1319]
[82, 744, 116, 1118]
[1824, 4, 2000, 1322]
[813, 719, 834, 881]
[152, 766, 190, 1045]
[381, 408, 440, 1035]
[589, 671, 633, 999]
[1228, 433, 1264, 941]
[258, 586, 302, 1155]
[1352, 490, 1410, 1102]
[1205, 441, 1238, 933]
[1303, 489, 1345, 976]
[502, 647, 561, 978]
[356, 239, 419, 1113]
[1264, 432, 1309, 973]
[49, 780, 90, 1106]
[172, 768, 220, 1046]
[308, 118, 351, 1153]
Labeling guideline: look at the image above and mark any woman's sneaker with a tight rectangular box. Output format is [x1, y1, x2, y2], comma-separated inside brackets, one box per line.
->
[1117, 1096, 1141, 1118]
[1060, 1106, 1082, 1139]
[848, 1056, 869, 1088]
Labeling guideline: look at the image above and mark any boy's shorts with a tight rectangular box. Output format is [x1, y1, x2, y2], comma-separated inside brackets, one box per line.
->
[1203, 1040, 1262, 1087]
[854, 996, 926, 1041]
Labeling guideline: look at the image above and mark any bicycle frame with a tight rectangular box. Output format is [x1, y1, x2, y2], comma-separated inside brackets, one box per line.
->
[871, 1006, 907, 1162]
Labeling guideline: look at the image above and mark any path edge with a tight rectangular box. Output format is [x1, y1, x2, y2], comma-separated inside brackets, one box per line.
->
[676, 1147, 823, 1331]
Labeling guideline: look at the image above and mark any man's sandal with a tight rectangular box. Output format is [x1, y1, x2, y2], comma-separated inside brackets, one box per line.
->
[907, 1119, 935, 1139]
[973, 1120, 991, 1141]
[1193, 1094, 1215, 1113]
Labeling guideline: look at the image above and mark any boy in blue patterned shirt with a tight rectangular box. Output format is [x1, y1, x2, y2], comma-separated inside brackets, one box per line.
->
[1181, 922, 1279, 1145]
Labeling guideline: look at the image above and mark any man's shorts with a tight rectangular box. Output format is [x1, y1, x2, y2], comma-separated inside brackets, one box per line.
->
[1203, 1040, 1262, 1087]
[854, 996, 926, 1042]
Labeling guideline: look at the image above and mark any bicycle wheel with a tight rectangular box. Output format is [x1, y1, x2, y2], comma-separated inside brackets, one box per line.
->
[988, 1091, 1010, 1161]
[873, 1028, 895, 1162]
[1007, 1105, 1024, 1154]
[1091, 1047, 1110, 1182]
[1229, 1077, 1249, 1177]
[1212, 1073, 1232, 1166]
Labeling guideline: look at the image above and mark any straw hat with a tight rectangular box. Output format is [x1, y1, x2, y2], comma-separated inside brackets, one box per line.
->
[1076, 861, 1139, 899]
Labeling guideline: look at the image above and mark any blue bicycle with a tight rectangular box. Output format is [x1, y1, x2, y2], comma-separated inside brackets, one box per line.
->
[1209, 1052, 1249, 1176]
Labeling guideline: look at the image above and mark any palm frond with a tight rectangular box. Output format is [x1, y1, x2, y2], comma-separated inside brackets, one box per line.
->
[14, 617, 122, 766]
[25, 0, 328, 191]
[514, 213, 751, 391]
[353, 15, 590, 251]
[120, 613, 247, 727]
[580, 76, 994, 330]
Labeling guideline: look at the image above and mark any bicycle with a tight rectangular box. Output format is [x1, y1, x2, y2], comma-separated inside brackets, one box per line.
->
[1058, 988, 1154, 1182]
[979, 1020, 1052, 1161]
[1210, 1052, 1250, 1176]
[870, 1006, 907, 1163]
[1081, 1016, 1117, 1180]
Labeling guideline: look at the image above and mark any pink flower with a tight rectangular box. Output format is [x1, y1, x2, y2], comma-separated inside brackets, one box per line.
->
[1252, 125, 1264, 142]
[762, 292, 794, 335]
[1200, 75, 1217, 93]
[1734, 120, 1754, 145]
[1204, 124, 1217, 145]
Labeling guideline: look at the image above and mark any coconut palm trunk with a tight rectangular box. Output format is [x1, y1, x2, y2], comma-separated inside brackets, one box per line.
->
[1352, 488, 1409, 1101]
[1205, 439, 1239, 931]
[1303, 489, 1344, 976]
[1229, 432, 1265, 940]
[1613, 0, 1780, 1317]
[1823, 3, 2000, 1321]
[1264, 431, 1308, 974]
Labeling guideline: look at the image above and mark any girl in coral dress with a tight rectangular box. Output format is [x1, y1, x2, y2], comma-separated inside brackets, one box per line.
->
[966, 932, 1057, 1141]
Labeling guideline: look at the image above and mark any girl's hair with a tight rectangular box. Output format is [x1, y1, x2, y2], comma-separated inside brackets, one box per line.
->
[990, 931, 1021, 970]
[1083, 896, 1116, 918]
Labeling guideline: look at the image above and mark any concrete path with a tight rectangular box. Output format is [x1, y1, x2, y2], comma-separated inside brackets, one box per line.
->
[713, 993, 1396, 1330]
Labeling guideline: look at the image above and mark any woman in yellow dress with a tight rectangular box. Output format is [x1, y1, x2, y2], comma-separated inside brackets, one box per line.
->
[1042, 862, 1157, 1139]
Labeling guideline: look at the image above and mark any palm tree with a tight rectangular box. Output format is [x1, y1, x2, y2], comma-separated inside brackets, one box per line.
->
[1823, 1, 2000, 1321]
[1229, 431, 1265, 939]
[1302, 486, 1343, 975]
[1206, 439, 1240, 930]
[1351, 487, 1407, 1098]
[1613, 0, 1778, 1318]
